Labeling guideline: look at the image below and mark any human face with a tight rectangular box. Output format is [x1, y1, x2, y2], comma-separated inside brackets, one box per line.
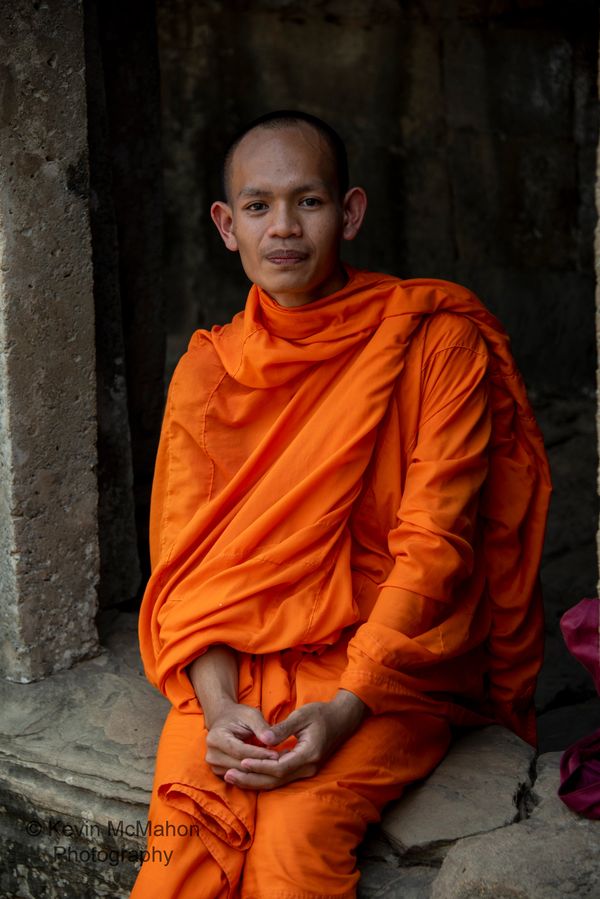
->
[211, 124, 365, 307]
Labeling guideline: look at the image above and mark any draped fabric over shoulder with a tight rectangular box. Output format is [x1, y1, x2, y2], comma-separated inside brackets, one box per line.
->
[133, 267, 551, 897]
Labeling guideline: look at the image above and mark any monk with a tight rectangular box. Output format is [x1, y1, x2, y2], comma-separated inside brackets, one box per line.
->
[131, 110, 552, 898]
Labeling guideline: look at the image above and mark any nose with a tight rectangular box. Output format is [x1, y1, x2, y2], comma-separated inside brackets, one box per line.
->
[267, 201, 302, 238]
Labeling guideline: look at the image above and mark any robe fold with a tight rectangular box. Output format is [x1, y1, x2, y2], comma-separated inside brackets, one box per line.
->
[134, 266, 551, 897]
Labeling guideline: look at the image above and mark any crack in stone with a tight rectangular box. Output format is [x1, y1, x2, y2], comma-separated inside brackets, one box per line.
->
[517, 754, 539, 821]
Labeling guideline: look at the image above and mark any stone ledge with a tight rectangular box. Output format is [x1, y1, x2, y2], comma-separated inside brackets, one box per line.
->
[0, 612, 165, 898]
[431, 753, 600, 899]
[380, 725, 535, 863]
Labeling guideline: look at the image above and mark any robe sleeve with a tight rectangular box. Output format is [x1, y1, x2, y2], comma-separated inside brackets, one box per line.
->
[339, 315, 493, 714]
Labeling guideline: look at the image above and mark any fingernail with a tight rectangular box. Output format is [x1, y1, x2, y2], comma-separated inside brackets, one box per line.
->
[224, 773, 236, 784]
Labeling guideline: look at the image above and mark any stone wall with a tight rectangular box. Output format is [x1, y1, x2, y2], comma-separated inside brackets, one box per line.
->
[0, 0, 99, 680]
[157, 0, 598, 391]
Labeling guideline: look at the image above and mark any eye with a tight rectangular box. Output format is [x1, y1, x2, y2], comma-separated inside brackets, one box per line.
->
[299, 197, 322, 208]
[245, 202, 268, 212]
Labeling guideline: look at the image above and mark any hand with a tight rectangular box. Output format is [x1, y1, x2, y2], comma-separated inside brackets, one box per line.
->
[204, 700, 281, 779]
[223, 690, 367, 791]
[186, 647, 288, 786]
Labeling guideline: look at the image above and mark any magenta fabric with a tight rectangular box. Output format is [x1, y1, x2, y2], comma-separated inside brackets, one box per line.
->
[558, 729, 600, 817]
[560, 597, 600, 693]
[558, 597, 600, 819]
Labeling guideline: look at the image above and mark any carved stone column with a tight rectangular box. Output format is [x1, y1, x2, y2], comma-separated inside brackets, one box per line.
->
[0, 0, 99, 681]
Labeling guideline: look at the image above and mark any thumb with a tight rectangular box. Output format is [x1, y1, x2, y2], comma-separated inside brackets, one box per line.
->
[246, 706, 274, 737]
[259, 709, 303, 746]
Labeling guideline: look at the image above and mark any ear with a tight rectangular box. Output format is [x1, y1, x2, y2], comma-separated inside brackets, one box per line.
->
[341, 187, 367, 241]
[211, 201, 239, 251]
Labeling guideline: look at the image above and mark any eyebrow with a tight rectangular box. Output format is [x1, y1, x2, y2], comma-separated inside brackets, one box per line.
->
[237, 181, 330, 199]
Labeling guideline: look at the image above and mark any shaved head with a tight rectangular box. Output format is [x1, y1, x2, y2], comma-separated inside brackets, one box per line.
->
[222, 110, 349, 203]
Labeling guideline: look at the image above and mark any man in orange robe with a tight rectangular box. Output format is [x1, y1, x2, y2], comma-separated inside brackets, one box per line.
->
[132, 111, 551, 898]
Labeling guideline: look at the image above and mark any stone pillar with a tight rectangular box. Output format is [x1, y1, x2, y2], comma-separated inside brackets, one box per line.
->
[0, 0, 99, 681]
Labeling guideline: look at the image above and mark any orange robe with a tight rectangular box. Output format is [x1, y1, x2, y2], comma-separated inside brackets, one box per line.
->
[132, 267, 551, 898]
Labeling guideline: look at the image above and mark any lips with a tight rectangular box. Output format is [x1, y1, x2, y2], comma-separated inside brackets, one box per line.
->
[265, 250, 308, 264]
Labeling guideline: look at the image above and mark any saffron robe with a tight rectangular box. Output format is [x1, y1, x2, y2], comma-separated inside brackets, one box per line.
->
[133, 267, 551, 897]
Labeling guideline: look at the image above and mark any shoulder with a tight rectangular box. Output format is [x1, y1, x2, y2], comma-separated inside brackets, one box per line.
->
[175, 329, 222, 376]
[420, 311, 489, 367]
[166, 329, 226, 410]
[390, 276, 489, 366]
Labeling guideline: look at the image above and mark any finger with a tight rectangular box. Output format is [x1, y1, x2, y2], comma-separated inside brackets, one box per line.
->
[206, 747, 254, 772]
[240, 744, 314, 778]
[259, 709, 305, 746]
[207, 731, 279, 761]
[241, 707, 276, 738]
[224, 763, 316, 791]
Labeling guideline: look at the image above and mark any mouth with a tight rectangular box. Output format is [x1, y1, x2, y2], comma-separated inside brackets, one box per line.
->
[265, 250, 309, 266]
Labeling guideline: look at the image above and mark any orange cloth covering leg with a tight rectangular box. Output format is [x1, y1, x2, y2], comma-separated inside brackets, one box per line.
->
[131, 654, 451, 899]
[134, 268, 552, 897]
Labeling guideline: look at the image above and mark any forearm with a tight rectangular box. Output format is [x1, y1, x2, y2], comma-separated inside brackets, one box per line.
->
[187, 645, 238, 726]
[330, 688, 369, 727]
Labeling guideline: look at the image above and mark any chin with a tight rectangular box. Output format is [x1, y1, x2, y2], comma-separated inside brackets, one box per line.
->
[261, 272, 316, 293]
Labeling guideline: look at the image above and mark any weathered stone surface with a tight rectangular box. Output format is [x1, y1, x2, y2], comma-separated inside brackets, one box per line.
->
[543, 433, 598, 564]
[0, 613, 166, 799]
[538, 696, 600, 753]
[358, 862, 437, 899]
[0, 0, 99, 680]
[381, 726, 534, 862]
[0, 613, 168, 898]
[530, 391, 598, 714]
[431, 753, 600, 898]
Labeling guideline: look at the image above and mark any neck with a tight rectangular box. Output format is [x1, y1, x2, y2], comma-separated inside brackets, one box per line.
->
[270, 264, 348, 308]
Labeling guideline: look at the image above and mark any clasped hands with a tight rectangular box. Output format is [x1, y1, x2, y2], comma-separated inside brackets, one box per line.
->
[204, 691, 367, 791]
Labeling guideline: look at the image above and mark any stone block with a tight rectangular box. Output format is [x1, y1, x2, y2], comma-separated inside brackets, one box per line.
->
[443, 23, 573, 138]
[448, 131, 579, 272]
[381, 726, 535, 862]
[536, 623, 598, 717]
[0, 613, 168, 897]
[0, 1, 99, 680]
[454, 265, 595, 391]
[530, 751, 577, 821]
[542, 427, 599, 560]
[358, 862, 437, 899]
[431, 753, 600, 898]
